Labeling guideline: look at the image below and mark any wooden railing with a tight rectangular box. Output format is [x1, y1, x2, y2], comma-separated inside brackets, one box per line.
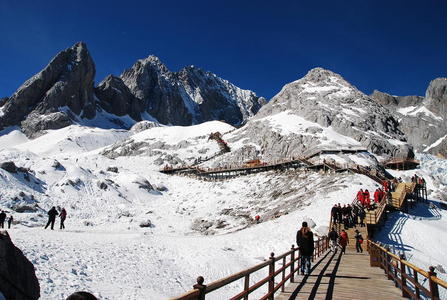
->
[170, 237, 329, 300]
[368, 240, 447, 299]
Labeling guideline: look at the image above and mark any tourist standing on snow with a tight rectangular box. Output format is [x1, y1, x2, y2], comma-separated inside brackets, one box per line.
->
[339, 229, 349, 254]
[354, 229, 364, 253]
[7, 215, 13, 229]
[59, 208, 67, 229]
[328, 227, 339, 252]
[44, 207, 58, 230]
[0, 211, 6, 228]
[296, 221, 314, 275]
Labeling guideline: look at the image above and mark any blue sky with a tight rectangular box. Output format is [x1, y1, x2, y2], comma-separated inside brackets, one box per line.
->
[0, 0, 446, 99]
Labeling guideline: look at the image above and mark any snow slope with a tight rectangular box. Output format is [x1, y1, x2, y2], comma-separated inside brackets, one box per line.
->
[0, 123, 446, 299]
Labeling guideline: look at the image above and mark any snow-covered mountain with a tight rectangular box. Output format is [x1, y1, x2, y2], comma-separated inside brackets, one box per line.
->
[0, 43, 265, 138]
[371, 77, 447, 158]
[120, 55, 265, 126]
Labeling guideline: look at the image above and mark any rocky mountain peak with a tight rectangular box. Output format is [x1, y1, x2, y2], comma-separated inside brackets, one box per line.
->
[255, 67, 413, 158]
[0, 41, 96, 137]
[118, 56, 264, 126]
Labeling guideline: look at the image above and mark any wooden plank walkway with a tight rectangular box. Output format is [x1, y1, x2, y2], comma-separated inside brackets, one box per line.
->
[277, 249, 404, 300]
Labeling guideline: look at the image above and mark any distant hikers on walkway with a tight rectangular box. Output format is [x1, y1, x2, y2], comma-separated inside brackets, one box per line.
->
[0, 211, 14, 229]
[331, 203, 365, 229]
[296, 221, 314, 275]
[44, 207, 67, 230]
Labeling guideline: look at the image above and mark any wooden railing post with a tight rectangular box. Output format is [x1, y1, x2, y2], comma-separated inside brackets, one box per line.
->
[243, 274, 249, 300]
[428, 266, 440, 300]
[268, 252, 275, 300]
[281, 256, 286, 292]
[400, 254, 409, 297]
[413, 269, 420, 299]
[193, 276, 206, 300]
[291, 245, 295, 283]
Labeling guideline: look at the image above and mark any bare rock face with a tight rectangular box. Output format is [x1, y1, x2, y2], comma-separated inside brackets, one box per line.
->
[120, 55, 264, 126]
[95, 75, 142, 121]
[0, 231, 40, 300]
[0, 42, 96, 136]
[425, 78, 447, 116]
[371, 79, 447, 156]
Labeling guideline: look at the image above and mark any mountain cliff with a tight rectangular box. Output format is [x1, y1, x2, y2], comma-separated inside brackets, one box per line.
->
[0, 42, 96, 137]
[371, 78, 447, 157]
[119, 55, 265, 126]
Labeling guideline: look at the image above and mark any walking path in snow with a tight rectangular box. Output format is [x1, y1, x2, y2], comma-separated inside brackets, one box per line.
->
[277, 249, 403, 300]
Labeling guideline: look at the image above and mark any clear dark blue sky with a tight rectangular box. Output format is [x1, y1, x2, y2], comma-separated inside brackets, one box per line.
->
[0, 0, 446, 99]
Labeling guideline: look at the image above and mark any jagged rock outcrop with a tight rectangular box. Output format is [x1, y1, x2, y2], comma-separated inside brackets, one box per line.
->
[370, 90, 423, 110]
[130, 120, 160, 133]
[371, 78, 447, 156]
[425, 78, 447, 116]
[120, 55, 264, 126]
[95, 75, 142, 121]
[0, 42, 96, 137]
[246, 68, 413, 159]
[0, 231, 40, 300]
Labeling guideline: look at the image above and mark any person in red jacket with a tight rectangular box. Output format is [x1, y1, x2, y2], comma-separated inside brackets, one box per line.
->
[356, 189, 364, 207]
[59, 208, 67, 230]
[363, 189, 371, 209]
[339, 229, 349, 254]
[374, 188, 380, 204]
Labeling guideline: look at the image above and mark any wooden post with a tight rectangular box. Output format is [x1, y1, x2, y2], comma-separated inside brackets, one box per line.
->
[291, 245, 295, 283]
[281, 256, 286, 292]
[428, 266, 440, 300]
[413, 269, 420, 299]
[268, 252, 275, 300]
[400, 254, 409, 297]
[243, 274, 249, 300]
[193, 276, 206, 300]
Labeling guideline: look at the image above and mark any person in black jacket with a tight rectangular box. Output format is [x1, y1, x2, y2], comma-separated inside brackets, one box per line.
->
[0, 211, 6, 228]
[354, 229, 364, 253]
[44, 207, 58, 230]
[328, 227, 339, 252]
[7, 215, 13, 229]
[296, 221, 314, 275]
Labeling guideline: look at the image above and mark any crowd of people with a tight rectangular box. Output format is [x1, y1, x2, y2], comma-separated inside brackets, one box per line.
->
[330, 203, 366, 229]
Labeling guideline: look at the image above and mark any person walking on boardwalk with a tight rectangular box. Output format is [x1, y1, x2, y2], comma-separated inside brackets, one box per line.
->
[357, 189, 364, 207]
[331, 204, 338, 224]
[364, 189, 371, 210]
[0, 211, 6, 228]
[339, 229, 349, 254]
[354, 229, 364, 253]
[358, 207, 366, 227]
[59, 208, 67, 229]
[7, 215, 13, 229]
[336, 203, 343, 223]
[296, 221, 314, 275]
[44, 207, 58, 230]
[328, 227, 339, 252]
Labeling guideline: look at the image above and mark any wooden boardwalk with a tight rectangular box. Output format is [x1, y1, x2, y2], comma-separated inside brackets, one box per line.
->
[277, 249, 404, 300]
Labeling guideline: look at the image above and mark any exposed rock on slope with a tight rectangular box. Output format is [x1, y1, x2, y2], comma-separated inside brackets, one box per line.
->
[120, 55, 265, 126]
[0, 42, 96, 137]
[95, 75, 142, 121]
[223, 68, 413, 162]
[0, 231, 40, 300]
[370, 78, 447, 157]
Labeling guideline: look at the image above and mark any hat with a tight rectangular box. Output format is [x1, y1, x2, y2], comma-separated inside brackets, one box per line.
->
[302, 221, 308, 227]
[355, 229, 359, 232]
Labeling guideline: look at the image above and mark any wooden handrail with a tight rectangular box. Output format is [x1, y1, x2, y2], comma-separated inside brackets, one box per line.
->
[170, 237, 329, 300]
[368, 240, 447, 299]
